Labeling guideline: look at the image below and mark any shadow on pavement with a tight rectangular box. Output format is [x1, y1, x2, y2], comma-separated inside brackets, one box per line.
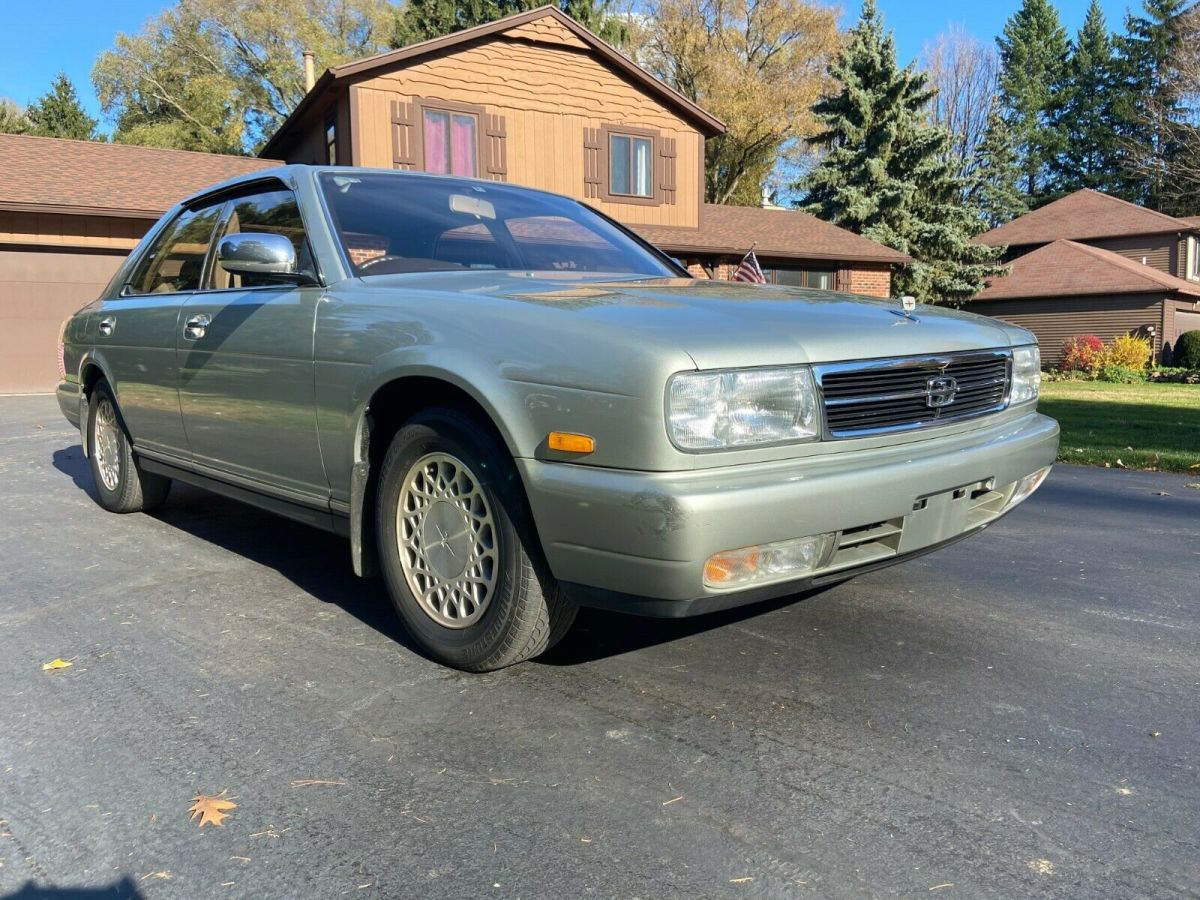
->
[50, 442, 828, 667]
[2, 878, 145, 899]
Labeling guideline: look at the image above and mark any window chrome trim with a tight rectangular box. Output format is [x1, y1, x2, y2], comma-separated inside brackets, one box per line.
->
[813, 349, 1013, 440]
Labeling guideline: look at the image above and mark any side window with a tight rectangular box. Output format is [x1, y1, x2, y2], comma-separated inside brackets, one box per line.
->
[609, 133, 653, 198]
[209, 189, 313, 290]
[126, 204, 223, 295]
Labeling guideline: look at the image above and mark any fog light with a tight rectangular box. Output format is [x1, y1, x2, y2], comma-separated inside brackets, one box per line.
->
[1005, 465, 1052, 510]
[704, 533, 835, 589]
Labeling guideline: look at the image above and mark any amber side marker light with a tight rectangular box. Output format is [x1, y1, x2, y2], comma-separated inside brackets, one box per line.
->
[548, 432, 596, 453]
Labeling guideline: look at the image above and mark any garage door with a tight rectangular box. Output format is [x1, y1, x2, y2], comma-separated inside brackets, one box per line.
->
[1175, 310, 1200, 342]
[0, 248, 125, 393]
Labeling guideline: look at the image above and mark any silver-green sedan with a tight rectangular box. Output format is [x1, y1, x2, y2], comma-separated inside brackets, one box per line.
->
[56, 166, 1059, 671]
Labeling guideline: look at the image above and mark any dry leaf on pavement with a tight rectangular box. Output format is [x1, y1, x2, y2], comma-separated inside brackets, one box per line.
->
[42, 658, 73, 671]
[188, 790, 237, 828]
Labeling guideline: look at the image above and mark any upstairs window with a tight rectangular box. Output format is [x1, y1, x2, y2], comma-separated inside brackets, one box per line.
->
[423, 108, 478, 177]
[1188, 235, 1199, 280]
[325, 118, 337, 165]
[609, 132, 653, 198]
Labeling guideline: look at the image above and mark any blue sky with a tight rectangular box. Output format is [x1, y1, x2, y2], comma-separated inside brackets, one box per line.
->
[1, 0, 1142, 132]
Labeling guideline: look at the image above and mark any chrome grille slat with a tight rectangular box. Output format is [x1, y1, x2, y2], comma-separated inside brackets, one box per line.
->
[816, 350, 1012, 439]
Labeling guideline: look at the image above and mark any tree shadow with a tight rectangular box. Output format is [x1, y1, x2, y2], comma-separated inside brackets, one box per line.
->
[1, 878, 145, 899]
[51, 442, 833, 667]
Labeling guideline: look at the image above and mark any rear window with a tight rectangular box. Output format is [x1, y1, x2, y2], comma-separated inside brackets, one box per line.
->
[319, 172, 676, 279]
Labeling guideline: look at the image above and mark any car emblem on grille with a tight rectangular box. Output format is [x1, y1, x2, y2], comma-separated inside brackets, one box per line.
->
[925, 374, 958, 408]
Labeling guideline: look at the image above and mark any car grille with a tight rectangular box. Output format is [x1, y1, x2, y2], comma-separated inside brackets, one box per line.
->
[816, 351, 1011, 438]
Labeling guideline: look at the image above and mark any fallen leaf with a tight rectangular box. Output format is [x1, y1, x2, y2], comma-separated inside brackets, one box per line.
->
[929, 885, 954, 892]
[1150, 731, 1162, 738]
[730, 877, 754, 884]
[188, 791, 237, 828]
[662, 795, 683, 806]
[1115, 459, 1128, 469]
[1116, 787, 1133, 796]
[1153, 491, 1171, 497]
[42, 658, 73, 671]
[1027, 859, 1055, 875]
[1190, 462, 1200, 469]
[1147, 453, 1160, 466]
[1186, 483, 1200, 490]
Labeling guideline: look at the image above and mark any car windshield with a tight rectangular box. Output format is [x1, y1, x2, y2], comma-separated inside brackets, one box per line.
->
[318, 172, 677, 279]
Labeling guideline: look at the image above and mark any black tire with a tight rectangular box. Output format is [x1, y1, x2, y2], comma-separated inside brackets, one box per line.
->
[375, 408, 577, 671]
[87, 379, 171, 514]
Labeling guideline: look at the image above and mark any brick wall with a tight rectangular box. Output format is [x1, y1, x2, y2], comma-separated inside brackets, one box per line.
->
[844, 264, 892, 298]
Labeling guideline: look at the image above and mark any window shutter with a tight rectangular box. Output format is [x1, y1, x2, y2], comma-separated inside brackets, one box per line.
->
[835, 268, 852, 292]
[583, 127, 603, 199]
[658, 137, 677, 205]
[483, 113, 507, 181]
[391, 100, 418, 170]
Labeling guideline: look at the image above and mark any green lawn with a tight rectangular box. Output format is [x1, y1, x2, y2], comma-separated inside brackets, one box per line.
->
[1038, 380, 1200, 472]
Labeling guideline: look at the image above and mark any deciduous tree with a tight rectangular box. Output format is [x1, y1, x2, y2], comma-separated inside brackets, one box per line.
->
[0, 98, 28, 135]
[94, 0, 395, 154]
[635, 0, 840, 205]
[921, 25, 998, 187]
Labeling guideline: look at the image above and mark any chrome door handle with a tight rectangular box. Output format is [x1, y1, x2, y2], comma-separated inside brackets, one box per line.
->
[183, 314, 211, 340]
[98, 315, 115, 337]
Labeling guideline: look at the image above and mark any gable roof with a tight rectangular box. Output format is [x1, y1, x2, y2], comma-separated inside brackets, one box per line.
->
[631, 204, 911, 265]
[0, 133, 277, 219]
[972, 239, 1200, 302]
[973, 189, 1195, 248]
[261, 6, 725, 159]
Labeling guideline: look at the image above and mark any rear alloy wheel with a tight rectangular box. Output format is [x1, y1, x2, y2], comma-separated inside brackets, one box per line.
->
[376, 409, 577, 671]
[87, 379, 171, 514]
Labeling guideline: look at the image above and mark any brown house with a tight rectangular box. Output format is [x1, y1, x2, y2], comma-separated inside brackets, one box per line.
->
[969, 189, 1200, 364]
[0, 135, 274, 393]
[0, 6, 906, 394]
[260, 5, 907, 290]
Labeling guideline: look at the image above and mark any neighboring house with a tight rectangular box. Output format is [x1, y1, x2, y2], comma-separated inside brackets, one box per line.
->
[259, 5, 908, 291]
[0, 134, 274, 393]
[969, 189, 1200, 365]
[0, 5, 907, 394]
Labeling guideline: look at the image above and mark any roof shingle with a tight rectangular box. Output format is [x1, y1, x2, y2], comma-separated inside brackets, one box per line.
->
[972, 239, 1200, 301]
[631, 204, 910, 265]
[0, 134, 277, 218]
[973, 189, 1194, 247]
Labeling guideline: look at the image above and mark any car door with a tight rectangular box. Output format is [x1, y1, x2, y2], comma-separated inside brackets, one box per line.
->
[93, 202, 225, 457]
[177, 187, 328, 501]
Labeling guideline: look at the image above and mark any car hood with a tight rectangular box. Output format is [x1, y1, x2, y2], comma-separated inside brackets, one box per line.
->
[356, 272, 1022, 368]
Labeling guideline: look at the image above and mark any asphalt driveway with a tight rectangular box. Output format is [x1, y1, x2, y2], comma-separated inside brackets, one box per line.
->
[1, 395, 1197, 899]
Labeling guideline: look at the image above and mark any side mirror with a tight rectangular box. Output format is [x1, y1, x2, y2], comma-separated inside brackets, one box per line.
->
[217, 232, 300, 280]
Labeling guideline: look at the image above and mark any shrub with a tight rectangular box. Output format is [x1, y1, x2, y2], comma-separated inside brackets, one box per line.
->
[1098, 364, 1149, 383]
[1060, 334, 1104, 373]
[1100, 334, 1152, 370]
[1175, 330, 1200, 369]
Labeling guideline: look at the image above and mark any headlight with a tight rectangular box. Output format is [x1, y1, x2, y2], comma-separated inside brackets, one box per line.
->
[667, 366, 820, 450]
[1010, 345, 1041, 405]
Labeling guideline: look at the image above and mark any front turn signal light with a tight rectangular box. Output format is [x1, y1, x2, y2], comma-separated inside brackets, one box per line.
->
[548, 432, 595, 454]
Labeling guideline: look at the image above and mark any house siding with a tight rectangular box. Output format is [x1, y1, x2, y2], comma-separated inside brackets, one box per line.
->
[345, 30, 702, 229]
[1084, 234, 1176, 274]
[968, 293, 1168, 364]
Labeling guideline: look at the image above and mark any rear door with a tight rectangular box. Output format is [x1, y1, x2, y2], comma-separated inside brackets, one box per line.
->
[177, 187, 328, 500]
[92, 202, 224, 456]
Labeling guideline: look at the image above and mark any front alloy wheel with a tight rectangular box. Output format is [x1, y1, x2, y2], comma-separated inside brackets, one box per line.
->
[398, 452, 499, 629]
[376, 408, 576, 671]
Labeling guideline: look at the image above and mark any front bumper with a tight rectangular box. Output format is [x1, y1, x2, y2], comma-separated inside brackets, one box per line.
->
[519, 411, 1059, 614]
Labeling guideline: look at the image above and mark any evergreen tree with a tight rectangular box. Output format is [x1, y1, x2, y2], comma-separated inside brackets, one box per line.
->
[972, 99, 1027, 228]
[1049, 0, 1123, 196]
[800, 0, 1005, 304]
[394, 0, 625, 48]
[25, 74, 99, 141]
[1115, 0, 1192, 210]
[996, 0, 1069, 202]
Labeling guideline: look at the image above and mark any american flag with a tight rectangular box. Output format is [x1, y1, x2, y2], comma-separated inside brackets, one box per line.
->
[732, 248, 766, 284]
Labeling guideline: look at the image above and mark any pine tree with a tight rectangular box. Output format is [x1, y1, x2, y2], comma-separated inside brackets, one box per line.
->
[1049, 0, 1123, 196]
[996, 0, 1069, 202]
[800, 0, 1005, 304]
[25, 73, 99, 141]
[972, 99, 1027, 228]
[1115, 0, 1192, 210]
